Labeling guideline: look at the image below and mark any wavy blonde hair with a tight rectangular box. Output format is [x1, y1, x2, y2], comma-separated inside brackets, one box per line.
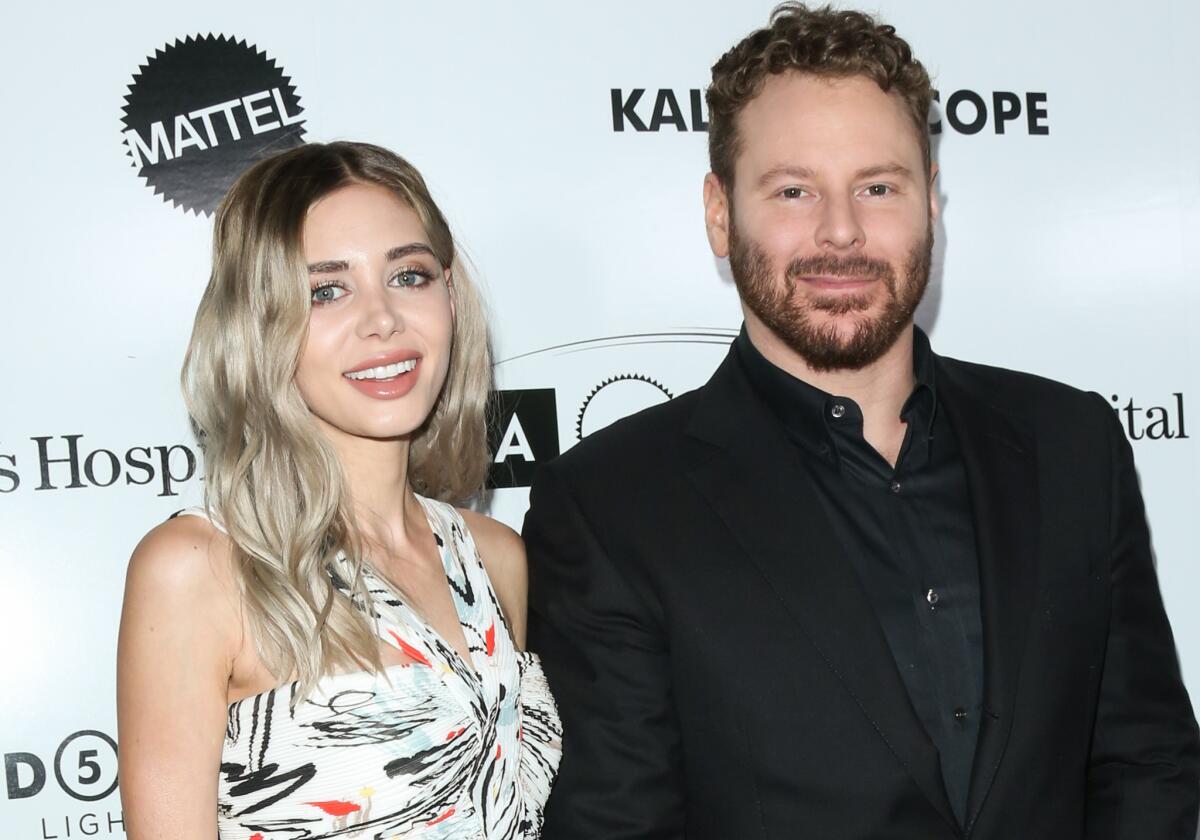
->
[183, 141, 492, 698]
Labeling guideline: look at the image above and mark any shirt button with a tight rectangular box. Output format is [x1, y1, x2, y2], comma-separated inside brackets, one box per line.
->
[926, 588, 940, 606]
[890, 480, 902, 494]
[953, 707, 968, 722]
[830, 403, 846, 419]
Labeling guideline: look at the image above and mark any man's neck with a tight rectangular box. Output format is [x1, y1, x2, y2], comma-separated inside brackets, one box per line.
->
[745, 316, 917, 466]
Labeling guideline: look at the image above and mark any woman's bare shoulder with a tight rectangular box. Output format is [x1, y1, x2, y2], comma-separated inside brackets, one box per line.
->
[118, 513, 241, 839]
[457, 509, 523, 564]
[457, 508, 528, 645]
[125, 513, 241, 623]
[131, 512, 231, 576]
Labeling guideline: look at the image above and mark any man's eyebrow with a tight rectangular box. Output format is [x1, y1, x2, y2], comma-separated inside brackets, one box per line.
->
[757, 165, 816, 187]
[855, 163, 914, 180]
[754, 163, 917, 188]
[306, 243, 437, 274]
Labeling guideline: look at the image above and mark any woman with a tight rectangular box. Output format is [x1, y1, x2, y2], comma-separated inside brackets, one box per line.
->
[116, 142, 561, 839]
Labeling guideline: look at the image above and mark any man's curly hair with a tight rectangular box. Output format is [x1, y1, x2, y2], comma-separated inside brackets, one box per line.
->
[706, 3, 934, 188]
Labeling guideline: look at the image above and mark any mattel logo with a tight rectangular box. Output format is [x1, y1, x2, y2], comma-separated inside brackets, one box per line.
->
[120, 34, 306, 215]
[486, 390, 560, 489]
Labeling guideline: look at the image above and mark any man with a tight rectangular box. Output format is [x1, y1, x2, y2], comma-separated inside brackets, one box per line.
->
[524, 4, 1200, 839]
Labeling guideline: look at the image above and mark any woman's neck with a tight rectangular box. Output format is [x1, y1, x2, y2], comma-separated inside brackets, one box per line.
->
[322, 423, 419, 549]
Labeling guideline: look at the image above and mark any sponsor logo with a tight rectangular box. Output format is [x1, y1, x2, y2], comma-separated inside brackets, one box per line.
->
[576, 374, 673, 441]
[1110, 393, 1188, 441]
[611, 88, 709, 132]
[121, 34, 306, 216]
[486, 389, 561, 489]
[4, 729, 124, 838]
[929, 90, 1049, 135]
[0, 435, 199, 496]
[4, 731, 119, 804]
[486, 330, 735, 489]
[610, 87, 1050, 136]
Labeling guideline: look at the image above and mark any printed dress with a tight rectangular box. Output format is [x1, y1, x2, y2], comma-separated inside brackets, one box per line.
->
[180, 497, 562, 839]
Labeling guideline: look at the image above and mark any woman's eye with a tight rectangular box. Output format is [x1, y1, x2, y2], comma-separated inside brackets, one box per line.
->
[311, 284, 347, 304]
[391, 269, 431, 288]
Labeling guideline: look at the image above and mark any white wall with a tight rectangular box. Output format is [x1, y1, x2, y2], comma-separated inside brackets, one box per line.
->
[1, 1, 1196, 835]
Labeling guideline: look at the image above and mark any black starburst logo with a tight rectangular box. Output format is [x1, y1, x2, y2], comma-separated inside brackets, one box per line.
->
[576, 374, 674, 441]
[120, 34, 306, 216]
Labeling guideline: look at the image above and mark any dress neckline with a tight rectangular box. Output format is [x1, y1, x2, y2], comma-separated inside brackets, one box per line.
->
[211, 495, 504, 710]
[354, 495, 485, 681]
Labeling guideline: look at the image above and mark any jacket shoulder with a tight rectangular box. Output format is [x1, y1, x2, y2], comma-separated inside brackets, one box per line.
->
[542, 386, 703, 484]
[937, 354, 1110, 424]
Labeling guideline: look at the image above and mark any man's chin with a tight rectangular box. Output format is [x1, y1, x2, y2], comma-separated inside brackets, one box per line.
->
[770, 308, 911, 373]
[794, 285, 881, 316]
[802, 307, 881, 338]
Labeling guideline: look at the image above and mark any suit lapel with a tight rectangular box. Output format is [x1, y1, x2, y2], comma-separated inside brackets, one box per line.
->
[936, 359, 1041, 830]
[684, 354, 959, 832]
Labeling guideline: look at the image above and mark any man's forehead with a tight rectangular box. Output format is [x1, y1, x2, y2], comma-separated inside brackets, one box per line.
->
[744, 72, 911, 126]
[735, 73, 924, 171]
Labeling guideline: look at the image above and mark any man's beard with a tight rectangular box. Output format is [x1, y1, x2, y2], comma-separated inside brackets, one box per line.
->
[729, 220, 934, 373]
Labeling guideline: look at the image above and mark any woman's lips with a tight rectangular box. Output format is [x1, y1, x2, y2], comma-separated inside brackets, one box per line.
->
[344, 349, 421, 373]
[342, 357, 421, 400]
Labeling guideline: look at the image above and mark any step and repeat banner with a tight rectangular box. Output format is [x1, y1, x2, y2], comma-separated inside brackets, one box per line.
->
[2, 0, 1197, 836]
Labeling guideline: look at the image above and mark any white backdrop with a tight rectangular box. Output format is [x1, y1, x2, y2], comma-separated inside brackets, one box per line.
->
[2, 1, 1197, 836]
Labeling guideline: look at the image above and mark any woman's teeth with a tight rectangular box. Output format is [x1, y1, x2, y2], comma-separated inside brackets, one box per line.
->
[345, 359, 418, 380]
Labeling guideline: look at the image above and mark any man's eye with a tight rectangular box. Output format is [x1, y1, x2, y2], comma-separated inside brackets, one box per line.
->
[863, 184, 891, 197]
[311, 284, 347, 304]
[392, 269, 432, 288]
[780, 187, 807, 199]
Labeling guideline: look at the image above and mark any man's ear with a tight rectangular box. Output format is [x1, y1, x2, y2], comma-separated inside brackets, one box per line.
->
[703, 172, 731, 258]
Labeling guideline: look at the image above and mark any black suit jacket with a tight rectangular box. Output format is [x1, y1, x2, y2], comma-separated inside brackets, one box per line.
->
[524, 346, 1200, 839]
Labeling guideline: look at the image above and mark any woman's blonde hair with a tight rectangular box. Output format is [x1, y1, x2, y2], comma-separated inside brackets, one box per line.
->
[182, 141, 492, 698]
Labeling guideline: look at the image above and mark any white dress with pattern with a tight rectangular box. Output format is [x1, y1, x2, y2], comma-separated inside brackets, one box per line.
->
[178, 497, 561, 839]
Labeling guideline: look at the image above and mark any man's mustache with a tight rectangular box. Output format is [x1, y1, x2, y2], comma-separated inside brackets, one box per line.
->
[786, 254, 895, 281]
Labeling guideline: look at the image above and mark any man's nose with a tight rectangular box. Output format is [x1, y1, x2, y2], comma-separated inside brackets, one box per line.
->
[814, 193, 865, 251]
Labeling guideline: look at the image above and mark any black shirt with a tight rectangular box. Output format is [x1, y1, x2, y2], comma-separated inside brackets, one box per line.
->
[735, 326, 984, 826]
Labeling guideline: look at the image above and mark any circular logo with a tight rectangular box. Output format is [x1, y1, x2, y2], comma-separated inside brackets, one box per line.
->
[121, 34, 306, 216]
[576, 374, 673, 441]
[53, 730, 119, 802]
